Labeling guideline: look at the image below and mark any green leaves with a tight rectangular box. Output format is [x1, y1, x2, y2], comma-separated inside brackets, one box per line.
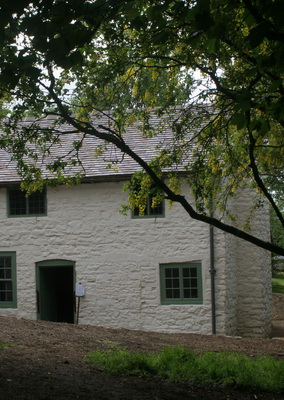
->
[231, 112, 248, 130]
[123, 3, 141, 21]
[247, 21, 271, 48]
[191, 0, 214, 31]
[0, 0, 283, 253]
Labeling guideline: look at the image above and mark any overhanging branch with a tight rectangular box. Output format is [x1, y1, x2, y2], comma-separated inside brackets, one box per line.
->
[43, 68, 284, 256]
[246, 112, 284, 229]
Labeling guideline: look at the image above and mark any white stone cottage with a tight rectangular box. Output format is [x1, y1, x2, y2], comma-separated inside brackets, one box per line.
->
[0, 116, 271, 337]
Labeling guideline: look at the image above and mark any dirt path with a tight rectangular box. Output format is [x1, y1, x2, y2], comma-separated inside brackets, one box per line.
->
[0, 293, 283, 400]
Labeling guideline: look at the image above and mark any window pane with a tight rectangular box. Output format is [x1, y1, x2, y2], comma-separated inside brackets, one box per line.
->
[165, 279, 172, 288]
[0, 291, 13, 301]
[7, 291, 13, 301]
[164, 267, 181, 299]
[9, 190, 27, 215]
[182, 267, 199, 299]
[0, 281, 12, 290]
[149, 195, 163, 216]
[190, 278, 198, 288]
[28, 191, 45, 214]
[0, 257, 12, 279]
[165, 268, 172, 278]
[0, 281, 13, 302]
[173, 278, 180, 288]
[183, 268, 190, 278]
[149, 203, 163, 215]
[165, 268, 179, 278]
[4, 258, 11, 268]
[166, 288, 181, 299]
[0, 292, 6, 301]
[184, 288, 199, 298]
[4, 269, 11, 279]
[133, 206, 146, 216]
[172, 268, 179, 278]
[183, 278, 190, 288]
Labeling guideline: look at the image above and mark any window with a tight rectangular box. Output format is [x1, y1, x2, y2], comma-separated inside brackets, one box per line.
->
[160, 262, 203, 305]
[133, 195, 164, 218]
[0, 252, 17, 308]
[8, 188, 46, 217]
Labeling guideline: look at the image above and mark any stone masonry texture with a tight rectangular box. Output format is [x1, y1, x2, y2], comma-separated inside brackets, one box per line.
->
[0, 181, 271, 337]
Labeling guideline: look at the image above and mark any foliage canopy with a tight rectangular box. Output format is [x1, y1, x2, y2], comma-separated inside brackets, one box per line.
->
[0, 0, 283, 254]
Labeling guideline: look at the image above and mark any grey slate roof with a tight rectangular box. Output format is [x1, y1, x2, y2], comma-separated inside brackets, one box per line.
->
[0, 111, 183, 185]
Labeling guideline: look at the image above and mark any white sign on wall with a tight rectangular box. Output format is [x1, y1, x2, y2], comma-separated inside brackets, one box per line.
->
[75, 283, 85, 297]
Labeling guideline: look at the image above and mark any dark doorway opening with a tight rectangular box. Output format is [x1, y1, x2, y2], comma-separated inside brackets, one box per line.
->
[37, 263, 74, 323]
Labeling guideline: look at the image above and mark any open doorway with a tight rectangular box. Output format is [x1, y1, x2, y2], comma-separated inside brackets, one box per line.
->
[36, 260, 75, 323]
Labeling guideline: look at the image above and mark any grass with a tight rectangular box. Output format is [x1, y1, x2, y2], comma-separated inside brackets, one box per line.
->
[272, 272, 284, 294]
[86, 346, 284, 393]
[0, 343, 13, 350]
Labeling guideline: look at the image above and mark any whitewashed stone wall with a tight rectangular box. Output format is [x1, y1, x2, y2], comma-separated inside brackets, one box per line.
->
[233, 189, 272, 337]
[213, 226, 238, 337]
[0, 181, 271, 336]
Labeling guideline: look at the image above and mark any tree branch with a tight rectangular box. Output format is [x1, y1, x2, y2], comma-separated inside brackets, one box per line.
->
[42, 67, 284, 256]
[246, 113, 284, 228]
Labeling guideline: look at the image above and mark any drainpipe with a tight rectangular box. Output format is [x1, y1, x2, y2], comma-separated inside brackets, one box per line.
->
[210, 222, 217, 334]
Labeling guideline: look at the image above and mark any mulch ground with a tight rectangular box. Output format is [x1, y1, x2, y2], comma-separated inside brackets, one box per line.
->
[0, 293, 283, 400]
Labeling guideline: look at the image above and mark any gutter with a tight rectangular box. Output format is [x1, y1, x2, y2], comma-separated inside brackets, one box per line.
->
[0, 175, 131, 188]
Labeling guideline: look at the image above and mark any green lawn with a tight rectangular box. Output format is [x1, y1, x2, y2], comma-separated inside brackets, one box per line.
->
[272, 273, 284, 294]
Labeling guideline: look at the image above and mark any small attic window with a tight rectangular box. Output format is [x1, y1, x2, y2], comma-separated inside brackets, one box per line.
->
[132, 194, 164, 218]
[7, 188, 47, 217]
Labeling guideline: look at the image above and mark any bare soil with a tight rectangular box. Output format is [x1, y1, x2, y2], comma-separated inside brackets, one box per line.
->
[0, 294, 284, 400]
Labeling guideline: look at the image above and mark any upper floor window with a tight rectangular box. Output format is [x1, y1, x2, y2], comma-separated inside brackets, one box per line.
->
[132, 194, 164, 218]
[0, 252, 17, 308]
[8, 188, 46, 217]
[160, 262, 203, 305]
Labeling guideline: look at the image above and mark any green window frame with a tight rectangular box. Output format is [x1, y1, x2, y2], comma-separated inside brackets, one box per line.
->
[0, 252, 17, 308]
[132, 195, 164, 218]
[160, 262, 203, 305]
[7, 188, 47, 217]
